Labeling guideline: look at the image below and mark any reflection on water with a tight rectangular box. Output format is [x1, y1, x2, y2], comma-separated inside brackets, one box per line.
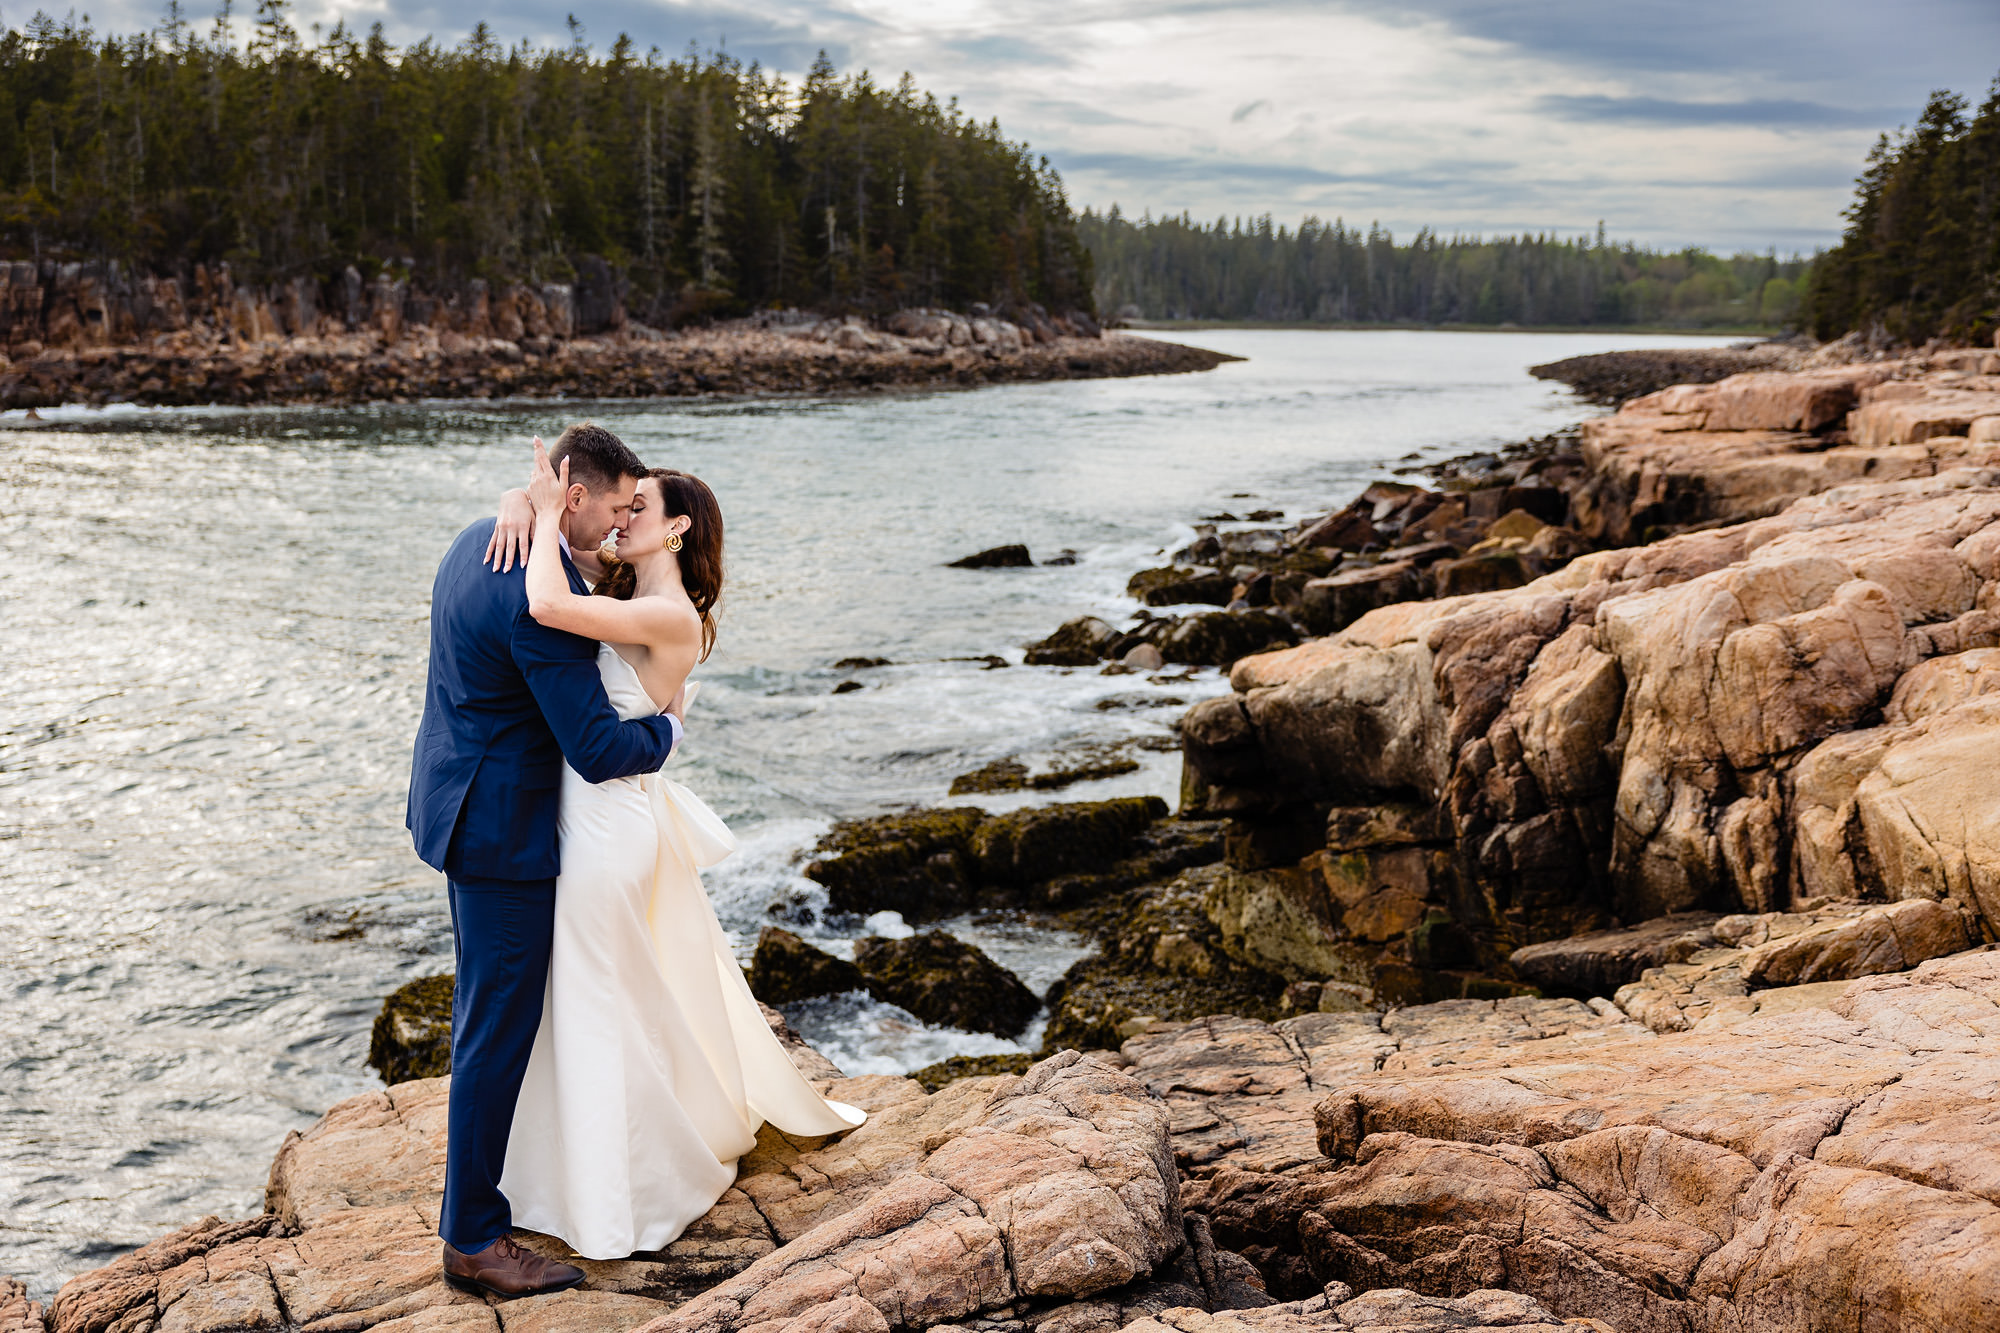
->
[0, 329, 1735, 1295]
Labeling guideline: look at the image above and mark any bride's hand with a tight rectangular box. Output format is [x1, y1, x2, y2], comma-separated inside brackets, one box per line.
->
[526, 437, 570, 518]
[486, 488, 536, 571]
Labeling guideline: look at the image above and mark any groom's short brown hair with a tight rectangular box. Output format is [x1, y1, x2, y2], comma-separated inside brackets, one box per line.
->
[549, 422, 646, 493]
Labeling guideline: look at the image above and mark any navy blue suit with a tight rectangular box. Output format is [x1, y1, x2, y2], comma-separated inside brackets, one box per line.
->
[407, 517, 679, 1251]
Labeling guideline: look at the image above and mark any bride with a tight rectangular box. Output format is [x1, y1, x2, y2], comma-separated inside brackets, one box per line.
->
[492, 437, 864, 1261]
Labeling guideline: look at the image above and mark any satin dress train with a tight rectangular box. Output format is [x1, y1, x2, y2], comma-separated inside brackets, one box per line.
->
[500, 644, 864, 1259]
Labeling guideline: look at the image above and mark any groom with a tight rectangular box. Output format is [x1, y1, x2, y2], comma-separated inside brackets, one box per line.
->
[406, 423, 681, 1297]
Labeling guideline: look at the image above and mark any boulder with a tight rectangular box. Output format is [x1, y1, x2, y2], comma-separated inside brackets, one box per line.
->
[1295, 509, 1378, 552]
[803, 798, 1177, 919]
[1430, 550, 1528, 598]
[1298, 563, 1422, 637]
[1508, 913, 1720, 996]
[852, 930, 1041, 1037]
[749, 927, 867, 1006]
[1624, 367, 1886, 432]
[1028, 615, 1120, 666]
[949, 751, 1143, 796]
[1848, 390, 1999, 448]
[1044, 866, 1292, 1053]
[367, 973, 454, 1083]
[948, 543, 1034, 569]
[1158, 612, 1296, 667]
[1131, 566, 1236, 607]
[908, 1052, 1035, 1092]
[803, 807, 987, 918]
[970, 797, 1169, 887]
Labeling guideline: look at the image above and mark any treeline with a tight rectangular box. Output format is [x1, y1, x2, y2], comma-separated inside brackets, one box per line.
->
[1803, 77, 2000, 344]
[1078, 210, 1812, 329]
[0, 7, 1094, 320]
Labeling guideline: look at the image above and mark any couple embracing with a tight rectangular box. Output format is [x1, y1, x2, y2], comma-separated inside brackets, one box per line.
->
[405, 423, 864, 1298]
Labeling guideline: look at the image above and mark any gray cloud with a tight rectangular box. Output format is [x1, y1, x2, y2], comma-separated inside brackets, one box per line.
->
[1230, 98, 1270, 122]
[1052, 149, 1519, 194]
[1323, 0, 2000, 90]
[1536, 95, 1906, 131]
[941, 32, 1073, 68]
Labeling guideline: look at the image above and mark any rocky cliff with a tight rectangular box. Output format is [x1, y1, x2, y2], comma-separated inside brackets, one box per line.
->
[0, 261, 1227, 408]
[29, 1002, 1612, 1333]
[1179, 351, 2000, 1010]
[32, 954, 2000, 1332]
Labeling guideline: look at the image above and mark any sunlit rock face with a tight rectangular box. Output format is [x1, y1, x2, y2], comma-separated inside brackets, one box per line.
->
[1182, 352, 2000, 1004]
[1162, 949, 2000, 1333]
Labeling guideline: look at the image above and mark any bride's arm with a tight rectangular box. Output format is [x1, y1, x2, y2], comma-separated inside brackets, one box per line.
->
[485, 484, 610, 584]
[523, 446, 681, 646]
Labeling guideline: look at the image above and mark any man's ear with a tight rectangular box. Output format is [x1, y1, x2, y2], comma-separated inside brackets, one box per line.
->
[564, 483, 588, 512]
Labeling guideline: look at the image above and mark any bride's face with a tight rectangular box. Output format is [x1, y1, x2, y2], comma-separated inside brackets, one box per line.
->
[615, 478, 671, 556]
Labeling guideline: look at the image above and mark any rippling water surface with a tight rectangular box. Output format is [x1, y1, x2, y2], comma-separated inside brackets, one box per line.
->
[0, 329, 1734, 1295]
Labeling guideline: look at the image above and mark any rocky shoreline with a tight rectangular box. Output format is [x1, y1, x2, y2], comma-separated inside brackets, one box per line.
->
[18, 345, 2000, 1331]
[0, 261, 1230, 409]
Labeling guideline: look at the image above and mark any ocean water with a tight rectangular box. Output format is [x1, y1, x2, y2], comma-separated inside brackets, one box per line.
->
[0, 329, 1736, 1296]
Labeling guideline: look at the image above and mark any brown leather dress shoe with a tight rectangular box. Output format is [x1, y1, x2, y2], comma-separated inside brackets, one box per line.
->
[442, 1235, 586, 1299]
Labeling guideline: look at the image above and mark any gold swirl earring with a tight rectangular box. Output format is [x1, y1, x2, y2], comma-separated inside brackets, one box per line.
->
[665, 531, 683, 553]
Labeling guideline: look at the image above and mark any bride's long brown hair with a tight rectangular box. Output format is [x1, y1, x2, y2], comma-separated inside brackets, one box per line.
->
[593, 468, 725, 661]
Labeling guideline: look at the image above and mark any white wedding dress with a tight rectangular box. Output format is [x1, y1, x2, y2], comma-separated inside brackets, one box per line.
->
[500, 644, 865, 1259]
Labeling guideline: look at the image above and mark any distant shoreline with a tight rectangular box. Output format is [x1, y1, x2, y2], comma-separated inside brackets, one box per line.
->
[0, 325, 1235, 413]
[1119, 318, 1778, 336]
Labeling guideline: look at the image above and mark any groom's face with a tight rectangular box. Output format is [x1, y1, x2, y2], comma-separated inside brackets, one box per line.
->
[574, 475, 640, 548]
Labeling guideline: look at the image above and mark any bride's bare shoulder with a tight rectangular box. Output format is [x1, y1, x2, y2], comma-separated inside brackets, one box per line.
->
[631, 589, 704, 641]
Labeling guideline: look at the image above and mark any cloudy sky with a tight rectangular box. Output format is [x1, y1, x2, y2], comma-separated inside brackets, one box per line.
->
[30, 0, 2000, 251]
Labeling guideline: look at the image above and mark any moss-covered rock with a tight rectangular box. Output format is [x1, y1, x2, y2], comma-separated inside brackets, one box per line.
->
[802, 806, 985, 918]
[1023, 615, 1119, 666]
[1040, 957, 1290, 1054]
[1042, 865, 1289, 1054]
[970, 796, 1168, 887]
[947, 750, 1144, 796]
[853, 931, 1041, 1037]
[368, 973, 454, 1084]
[947, 758, 1033, 794]
[947, 543, 1033, 569]
[1127, 566, 1233, 607]
[907, 1052, 1036, 1092]
[1040, 816, 1229, 907]
[747, 927, 866, 1006]
[1156, 610, 1296, 667]
[805, 796, 1186, 918]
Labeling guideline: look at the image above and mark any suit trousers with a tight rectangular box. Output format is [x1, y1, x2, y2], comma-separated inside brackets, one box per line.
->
[439, 872, 558, 1251]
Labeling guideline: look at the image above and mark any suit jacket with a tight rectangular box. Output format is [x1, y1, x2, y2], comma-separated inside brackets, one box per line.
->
[406, 517, 679, 881]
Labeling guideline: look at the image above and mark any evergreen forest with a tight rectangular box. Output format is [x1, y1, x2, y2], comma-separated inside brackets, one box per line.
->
[0, 7, 1095, 320]
[1078, 211, 1813, 330]
[1802, 77, 2000, 345]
